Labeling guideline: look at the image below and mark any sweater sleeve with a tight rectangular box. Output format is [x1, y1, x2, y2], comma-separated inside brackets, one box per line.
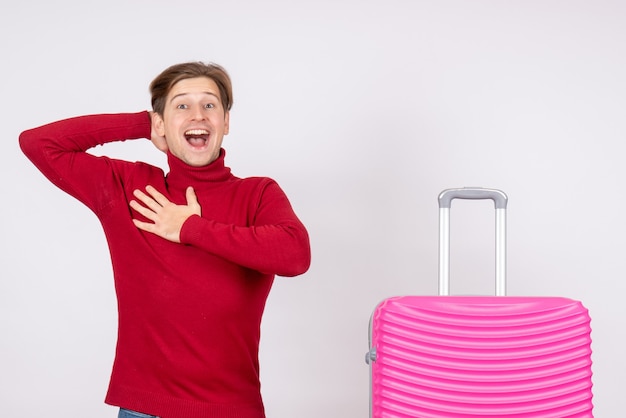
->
[179, 180, 311, 277]
[19, 112, 152, 212]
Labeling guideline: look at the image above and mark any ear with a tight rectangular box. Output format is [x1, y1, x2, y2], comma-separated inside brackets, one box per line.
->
[150, 111, 169, 153]
[224, 111, 230, 135]
[152, 111, 166, 137]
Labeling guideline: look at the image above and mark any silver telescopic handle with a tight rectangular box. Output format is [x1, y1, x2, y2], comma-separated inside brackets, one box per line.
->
[438, 188, 508, 297]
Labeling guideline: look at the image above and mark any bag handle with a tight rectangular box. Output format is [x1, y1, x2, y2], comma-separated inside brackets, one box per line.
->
[438, 188, 508, 296]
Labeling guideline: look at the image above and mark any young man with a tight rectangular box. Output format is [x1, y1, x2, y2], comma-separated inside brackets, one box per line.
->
[20, 62, 311, 418]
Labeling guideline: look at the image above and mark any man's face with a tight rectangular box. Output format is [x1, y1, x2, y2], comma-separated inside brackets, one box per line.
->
[154, 76, 230, 167]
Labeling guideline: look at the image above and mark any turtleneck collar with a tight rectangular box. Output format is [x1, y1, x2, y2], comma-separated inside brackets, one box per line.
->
[165, 148, 234, 190]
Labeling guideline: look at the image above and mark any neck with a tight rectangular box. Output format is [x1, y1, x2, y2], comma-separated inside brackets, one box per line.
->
[166, 149, 233, 189]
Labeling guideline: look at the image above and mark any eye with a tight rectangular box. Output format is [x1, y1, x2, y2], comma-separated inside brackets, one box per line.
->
[204, 103, 215, 109]
[176, 104, 188, 109]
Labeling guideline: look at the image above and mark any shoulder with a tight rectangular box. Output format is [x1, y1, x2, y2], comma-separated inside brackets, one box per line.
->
[238, 175, 275, 186]
[222, 175, 283, 206]
[109, 158, 166, 183]
[234, 175, 280, 193]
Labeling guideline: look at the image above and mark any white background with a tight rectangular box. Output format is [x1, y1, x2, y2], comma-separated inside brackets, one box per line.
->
[1, 1, 624, 416]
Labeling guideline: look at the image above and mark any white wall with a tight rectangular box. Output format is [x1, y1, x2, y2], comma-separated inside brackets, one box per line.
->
[1, 1, 624, 416]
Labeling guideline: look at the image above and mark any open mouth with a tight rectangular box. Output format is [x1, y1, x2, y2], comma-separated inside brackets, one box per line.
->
[184, 129, 210, 147]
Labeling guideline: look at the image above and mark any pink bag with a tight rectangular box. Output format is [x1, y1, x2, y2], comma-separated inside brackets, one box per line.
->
[366, 188, 593, 417]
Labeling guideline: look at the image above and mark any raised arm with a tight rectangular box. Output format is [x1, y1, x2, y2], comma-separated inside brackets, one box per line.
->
[19, 112, 151, 211]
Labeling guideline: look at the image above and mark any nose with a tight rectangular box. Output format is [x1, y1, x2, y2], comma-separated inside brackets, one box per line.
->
[190, 104, 206, 121]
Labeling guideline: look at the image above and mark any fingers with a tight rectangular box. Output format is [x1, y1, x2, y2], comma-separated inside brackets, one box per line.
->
[144, 185, 169, 205]
[133, 185, 168, 209]
[185, 186, 202, 216]
[132, 218, 156, 233]
[129, 186, 199, 244]
[185, 186, 196, 201]
[129, 198, 157, 221]
[185, 186, 198, 205]
[130, 186, 168, 223]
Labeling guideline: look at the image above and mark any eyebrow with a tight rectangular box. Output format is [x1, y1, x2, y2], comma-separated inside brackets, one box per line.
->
[169, 91, 220, 103]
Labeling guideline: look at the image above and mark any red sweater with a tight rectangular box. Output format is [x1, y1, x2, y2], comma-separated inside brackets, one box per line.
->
[19, 112, 311, 418]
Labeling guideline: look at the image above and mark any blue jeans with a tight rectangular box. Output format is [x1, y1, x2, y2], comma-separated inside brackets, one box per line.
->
[118, 409, 159, 418]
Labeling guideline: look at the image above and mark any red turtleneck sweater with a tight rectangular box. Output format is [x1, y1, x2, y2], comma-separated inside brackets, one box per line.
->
[19, 111, 311, 418]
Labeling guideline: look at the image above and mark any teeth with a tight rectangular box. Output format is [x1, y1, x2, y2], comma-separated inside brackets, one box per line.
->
[185, 129, 209, 135]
